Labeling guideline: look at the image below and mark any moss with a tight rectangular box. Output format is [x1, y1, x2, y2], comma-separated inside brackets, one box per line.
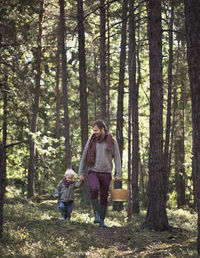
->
[0, 198, 197, 257]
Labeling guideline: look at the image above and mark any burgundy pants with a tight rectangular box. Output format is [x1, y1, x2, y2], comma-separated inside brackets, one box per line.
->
[88, 170, 112, 206]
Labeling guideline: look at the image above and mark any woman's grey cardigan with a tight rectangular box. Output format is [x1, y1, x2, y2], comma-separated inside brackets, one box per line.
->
[79, 137, 122, 178]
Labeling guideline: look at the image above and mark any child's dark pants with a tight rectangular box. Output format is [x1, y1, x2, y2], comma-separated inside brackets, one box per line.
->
[58, 201, 73, 219]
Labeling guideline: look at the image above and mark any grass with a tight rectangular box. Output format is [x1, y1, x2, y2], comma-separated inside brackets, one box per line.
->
[0, 196, 198, 257]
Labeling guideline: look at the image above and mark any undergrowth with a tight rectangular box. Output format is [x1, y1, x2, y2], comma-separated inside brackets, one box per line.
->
[0, 197, 197, 257]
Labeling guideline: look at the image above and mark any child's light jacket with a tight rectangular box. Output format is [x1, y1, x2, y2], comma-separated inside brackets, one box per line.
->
[54, 180, 83, 202]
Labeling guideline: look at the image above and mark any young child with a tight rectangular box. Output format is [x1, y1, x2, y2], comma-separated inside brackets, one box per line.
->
[54, 169, 83, 221]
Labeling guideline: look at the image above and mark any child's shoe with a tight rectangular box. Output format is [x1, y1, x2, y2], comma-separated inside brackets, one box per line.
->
[59, 216, 65, 220]
[59, 212, 65, 220]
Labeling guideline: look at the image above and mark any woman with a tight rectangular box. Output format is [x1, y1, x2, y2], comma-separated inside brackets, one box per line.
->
[79, 120, 122, 228]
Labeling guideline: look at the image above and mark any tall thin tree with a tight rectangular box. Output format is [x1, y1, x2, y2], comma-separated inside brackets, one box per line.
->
[59, 0, 71, 168]
[163, 0, 174, 200]
[77, 0, 88, 153]
[77, 0, 90, 206]
[106, 0, 111, 128]
[28, 0, 45, 197]
[100, 0, 107, 121]
[0, 77, 7, 238]
[143, 0, 169, 230]
[114, 0, 128, 212]
[174, 89, 186, 208]
[55, 22, 61, 165]
[116, 0, 128, 163]
[184, 0, 200, 253]
[129, 0, 139, 214]
[0, 141, 4, 239]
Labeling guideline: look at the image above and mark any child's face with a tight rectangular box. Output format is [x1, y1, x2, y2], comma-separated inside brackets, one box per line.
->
[65, 174, 74, 183]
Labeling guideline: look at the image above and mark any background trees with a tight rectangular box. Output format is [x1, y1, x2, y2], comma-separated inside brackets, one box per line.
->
[0, 0, 199, 249]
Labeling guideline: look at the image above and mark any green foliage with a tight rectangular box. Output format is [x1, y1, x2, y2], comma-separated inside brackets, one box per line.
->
[0, 0, 194, 208]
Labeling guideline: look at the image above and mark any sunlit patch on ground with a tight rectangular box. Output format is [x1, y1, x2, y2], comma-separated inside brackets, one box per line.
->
[0, 198, 197, 257]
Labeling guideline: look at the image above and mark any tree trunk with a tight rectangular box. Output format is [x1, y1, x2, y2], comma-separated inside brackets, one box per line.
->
[163, 0, 174, 200]
[100, 0, 107, 121]
[77, 0, 90, 206]
[56, 24, 61, 144]
[55, 23, 61, 169]
[168, 37, 180, 206]
[77, 0, 88, 152]
[181, 77, 187, 206]
[106, 1, 111, 128]
[139, 151, 147, 208]
[143, 0, 169, 231]
[28, 0, 44, 197]
[136, 3, 143, 210]
[174, 75, 186, 207]
[93, 51, 98, 120]
[59, 0, 71, 168]
[127, 110, 132, 221]
[77, 0, 88, 142]
[0, 142, 4, 239]
[116, 0, 128, 163]
[129, 0, 139, 214]
[113, 0, 128, 212]
[184, 0, 200, 253]
[127, 0, 132, 218]
[0, 79, 7, 238]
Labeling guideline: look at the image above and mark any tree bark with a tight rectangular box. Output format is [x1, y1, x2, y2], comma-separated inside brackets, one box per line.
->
[163, 0, 174, 200]
[127, 114, 132, 221]
[116, 0, 128, 163]
[174, 118, 186, 208]
[184, 0, 200, 253]
[93, 51, 98, 121]
[129, 0, 139, 214]
[106, 1, 111, 128]
[143, 0, 169, 231]
[113, 0, 128, 212]
[0, 142, 4, 239]
[175, 67, 186, 208]
[56, 23, 61, 144]
[100, 0, 107, 121]
[169, 40, 179, 206]
[0, 79, 7, 238]
[55, 22, 61, 170]
[127, 0, 132, 218]
[59, 0, 71, 168]
[28, 0, 44, 197]
[77, 0, 88, 153]
[77, 0, 90, 206]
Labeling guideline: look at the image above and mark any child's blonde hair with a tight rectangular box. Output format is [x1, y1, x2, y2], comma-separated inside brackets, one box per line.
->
[64, 169, 76, 177]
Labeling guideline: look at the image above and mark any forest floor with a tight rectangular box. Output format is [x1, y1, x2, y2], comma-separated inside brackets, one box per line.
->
[0, 195, 198, 257]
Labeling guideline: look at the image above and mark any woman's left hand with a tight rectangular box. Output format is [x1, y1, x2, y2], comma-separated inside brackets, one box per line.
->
[114, 177, 122, 181]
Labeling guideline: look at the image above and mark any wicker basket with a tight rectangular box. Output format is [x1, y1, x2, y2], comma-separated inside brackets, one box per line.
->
[110, 180, 130, 202]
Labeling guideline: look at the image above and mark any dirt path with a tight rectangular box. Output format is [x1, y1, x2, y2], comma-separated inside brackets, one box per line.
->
[0, 199, 197, 257]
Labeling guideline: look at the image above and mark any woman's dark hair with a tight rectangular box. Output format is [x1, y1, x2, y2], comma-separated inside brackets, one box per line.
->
[92, 120, 107, 130]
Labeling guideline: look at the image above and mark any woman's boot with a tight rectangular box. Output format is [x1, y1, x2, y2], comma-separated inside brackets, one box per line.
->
[91, 199, 100, 223]
[99, 204, 107, 228]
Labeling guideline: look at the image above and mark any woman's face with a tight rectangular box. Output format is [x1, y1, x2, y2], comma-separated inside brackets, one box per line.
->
[93, 125, 105, 137]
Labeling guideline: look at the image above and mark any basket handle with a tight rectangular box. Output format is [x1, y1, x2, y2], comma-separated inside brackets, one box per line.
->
[111, 179, 129, 190]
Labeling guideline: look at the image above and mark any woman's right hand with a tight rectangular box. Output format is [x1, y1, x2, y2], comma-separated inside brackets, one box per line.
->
[79, 175, 84, 181]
